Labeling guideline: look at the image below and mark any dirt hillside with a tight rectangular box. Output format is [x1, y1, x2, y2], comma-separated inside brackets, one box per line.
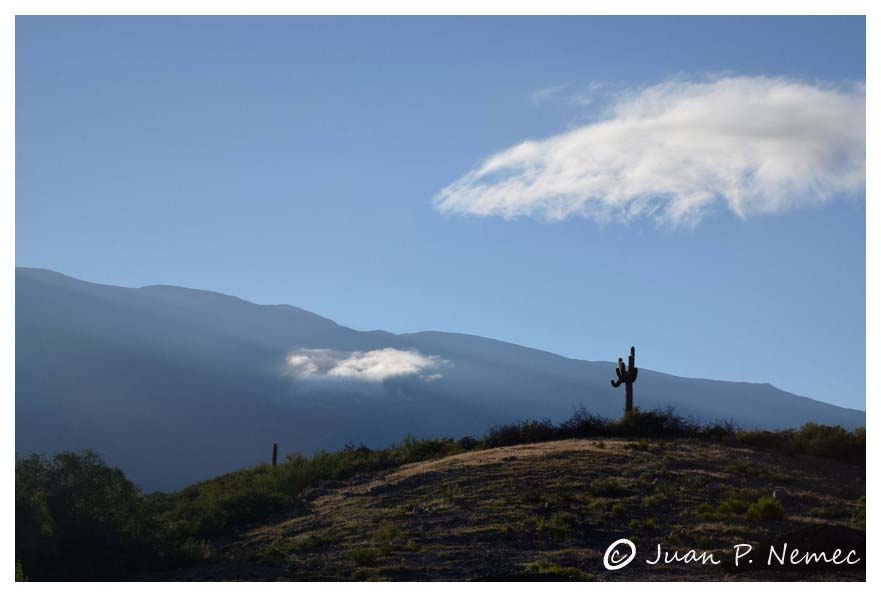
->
[165, 438, 865, 581]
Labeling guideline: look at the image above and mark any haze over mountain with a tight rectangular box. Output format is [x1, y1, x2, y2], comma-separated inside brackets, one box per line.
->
[15, 267, 864, 491]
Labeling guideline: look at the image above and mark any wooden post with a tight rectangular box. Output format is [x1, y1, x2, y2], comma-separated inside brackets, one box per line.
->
[272, 442, 278, 467]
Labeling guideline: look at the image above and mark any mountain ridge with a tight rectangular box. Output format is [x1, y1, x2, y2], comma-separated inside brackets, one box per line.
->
[12, 267, 857, 393]
[15, 267, 865, 491]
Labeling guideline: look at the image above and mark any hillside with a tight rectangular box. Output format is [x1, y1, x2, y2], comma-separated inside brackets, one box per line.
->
[16, 267, 866, 491]
[156, 436, 865, 581]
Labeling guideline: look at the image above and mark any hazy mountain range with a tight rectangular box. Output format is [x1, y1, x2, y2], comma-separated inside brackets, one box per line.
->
[15, 267, 865, 491]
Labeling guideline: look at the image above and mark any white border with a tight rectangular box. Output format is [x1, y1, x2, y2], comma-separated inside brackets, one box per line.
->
[2, 2, 875, 594]
[1, 1, 875, 16]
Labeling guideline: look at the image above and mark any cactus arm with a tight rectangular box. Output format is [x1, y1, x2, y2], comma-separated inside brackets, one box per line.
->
[609, 346, 638, 414]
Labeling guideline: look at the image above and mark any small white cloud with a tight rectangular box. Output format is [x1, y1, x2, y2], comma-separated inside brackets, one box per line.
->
[530, 83, 570, 104]
[571, 81, 610, 106]
[285, 348, 443, 383]
[436, 76, 865, 226]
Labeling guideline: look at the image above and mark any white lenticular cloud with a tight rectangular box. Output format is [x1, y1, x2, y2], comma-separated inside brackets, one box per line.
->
[285, 348, 443, 383]
[434, 76, 865, 225]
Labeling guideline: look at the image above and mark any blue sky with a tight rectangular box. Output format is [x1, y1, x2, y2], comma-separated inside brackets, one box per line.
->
[16, 17, 866, 409]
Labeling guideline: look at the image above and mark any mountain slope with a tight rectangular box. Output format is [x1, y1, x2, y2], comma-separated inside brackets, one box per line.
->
[15, 267, 865, 490]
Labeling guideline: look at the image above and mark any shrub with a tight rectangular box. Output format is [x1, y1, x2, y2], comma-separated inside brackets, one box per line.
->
[525, 560, 593, 580]
[441, 483, 464, 505]
[616, 408, 700, 438]
[851, 496, 865, 530]
[559, 407, 609, 437]
[736, 424, 865, 465]
[551, 511, 578, 526]
[642, 495, 662, 508]
[747, 497, 785, 521]
[482, 407, 735, 447]
[160, 435, 464, 539]
[546, 511, 579, 537]
[457, 436, 480, 451]
[15, 451, 170, 580]
[393, 435, 461, 462]
[629, 518, 656, 531]
[482, 419, 557, 448]
[723, 487, 765, 503]
[589, 479, 626, 497]
[350, 547, 382, 566]
[611, 503, 627, 517]
[352, 567, 381, 581]
[375, 522, 402, 544]
[807, 503, 851, 519]
[695, 503, 715, 518]
[703, 419, 738, 439]
[716, 498, 749, 516]
[481, 409, 865, 469]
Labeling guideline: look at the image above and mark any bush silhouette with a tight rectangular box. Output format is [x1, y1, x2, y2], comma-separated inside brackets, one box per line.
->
[736, 424, 865, 465]
[15, 451, 164, 580]
[747, 497, 785, 521]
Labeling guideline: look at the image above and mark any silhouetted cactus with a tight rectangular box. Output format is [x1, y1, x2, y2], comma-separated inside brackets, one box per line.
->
[610, 346, 638, 414]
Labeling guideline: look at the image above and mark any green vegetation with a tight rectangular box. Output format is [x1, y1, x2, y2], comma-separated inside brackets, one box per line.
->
[441, 483, 465, 506]
[15, 451, 188, 580]
[158, 435, 463, 539]
[589, 478, 626, 497]
[693, 494, 785, 522]
[483, 408, 729, 448]
[484, 409, 864, 467]
[642, 495, 662, 508]
[525, 560, 594, 580]
[15, 436, 462, 580]
[15, 410, 865, 580]
[736, 423, 865, 465]
[629, 518, 656, 531]
[807, 503, 851, 519]
[351, 567, 383, 581]
[536, 511, 580, 538]
[716, 498, 750, 516]
[350, 547, 383, 566]
[695, 503, 715, 518]
[851, 496, 866, 530]
[747, 497, 785, 521]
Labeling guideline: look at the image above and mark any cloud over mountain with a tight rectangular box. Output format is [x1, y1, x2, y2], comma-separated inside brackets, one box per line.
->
[435, 76, 865, 225]
[286, 348, 443, 382]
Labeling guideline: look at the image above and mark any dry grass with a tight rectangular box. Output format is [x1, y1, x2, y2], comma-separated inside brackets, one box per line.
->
[165, 438, 864, 581]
